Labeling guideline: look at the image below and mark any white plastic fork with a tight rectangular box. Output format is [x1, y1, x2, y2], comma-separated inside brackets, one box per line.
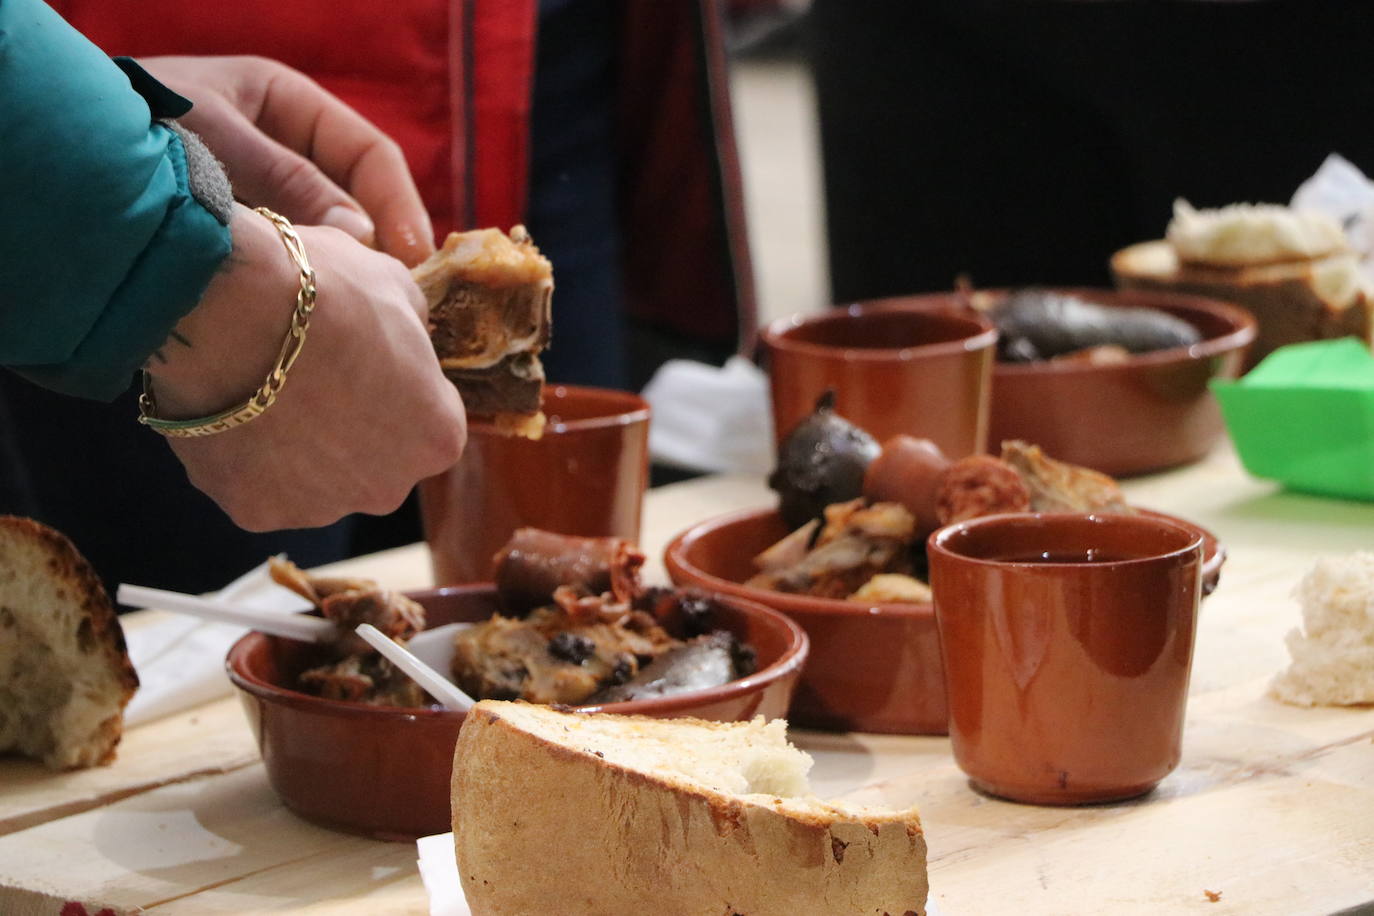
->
[117, 583, 335, 643]
[354, 623, 476, 711]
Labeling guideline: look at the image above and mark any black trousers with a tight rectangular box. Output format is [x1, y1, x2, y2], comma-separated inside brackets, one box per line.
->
[810, 0, 1374, 301]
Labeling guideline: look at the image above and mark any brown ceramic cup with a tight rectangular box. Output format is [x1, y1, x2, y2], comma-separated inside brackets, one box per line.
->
[419, 385, 650, 585]
[760, 302, 997, 458]
[927, 513, 1203, 805]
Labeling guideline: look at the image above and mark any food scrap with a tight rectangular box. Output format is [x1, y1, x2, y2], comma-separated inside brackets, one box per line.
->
[454, 529, 754, 705]
[270, 557, 429, 707]
[753, 401, 1138, 602]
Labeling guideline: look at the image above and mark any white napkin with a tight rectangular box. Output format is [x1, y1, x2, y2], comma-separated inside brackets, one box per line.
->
[414, 831, 942, 916]
[417, 832, 470, 916]
[121, 558, 312, 727]
[1291, 152, 1374, 277]
[641, 355, 774, 474]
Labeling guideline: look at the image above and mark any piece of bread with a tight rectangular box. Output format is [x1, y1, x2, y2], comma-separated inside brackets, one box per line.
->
[1112, 202, 1373, 369]
[0, 516, 138, 768]
[412, 225, 553, 438]
[1270, 552, 1374, 707]
[452, 701, 927, 916]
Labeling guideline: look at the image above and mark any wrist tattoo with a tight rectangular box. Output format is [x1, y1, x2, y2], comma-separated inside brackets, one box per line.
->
[145, 329, 194, 368]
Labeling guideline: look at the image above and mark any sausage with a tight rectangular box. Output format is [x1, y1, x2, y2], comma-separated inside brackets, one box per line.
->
[935, 455, 1032, 525]
[862, 436, 951, 539]
[493, 528, 644, 613]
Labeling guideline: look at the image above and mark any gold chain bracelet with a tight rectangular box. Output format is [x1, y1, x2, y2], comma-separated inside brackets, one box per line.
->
[138, 207, 317, 438]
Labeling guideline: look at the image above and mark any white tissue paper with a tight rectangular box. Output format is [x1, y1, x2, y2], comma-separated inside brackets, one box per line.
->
[415, 832, 944, 916]
[640, 355, 774, 474]
[1291, 152, 1374, 280]
[121, 558, 311, 727]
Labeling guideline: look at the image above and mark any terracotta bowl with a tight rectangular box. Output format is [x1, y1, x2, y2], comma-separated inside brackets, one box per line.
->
[986, 288, 1256, 476]
[226, 585, 808, 841]
[664, 507, 1223, 736]
[761, 301, 997, 459]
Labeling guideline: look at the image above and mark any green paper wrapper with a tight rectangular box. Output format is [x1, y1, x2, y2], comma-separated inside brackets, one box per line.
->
[1212, 338, 1374, 499]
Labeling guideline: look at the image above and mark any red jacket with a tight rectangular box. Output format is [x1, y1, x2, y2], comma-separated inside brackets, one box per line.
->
[52, 0, 755, 350]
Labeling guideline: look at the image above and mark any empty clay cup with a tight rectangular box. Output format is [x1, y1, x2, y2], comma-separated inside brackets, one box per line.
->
[419, 385, 650, 584]
[761, 302, 996, 459]
[927, 512, 1203, 805]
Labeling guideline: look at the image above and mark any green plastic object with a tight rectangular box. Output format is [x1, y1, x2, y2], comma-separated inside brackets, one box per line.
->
[1211, 337, 1374, 500]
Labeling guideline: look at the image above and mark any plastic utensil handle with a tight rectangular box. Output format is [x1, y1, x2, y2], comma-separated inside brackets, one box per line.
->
[116, 583, 335, 643]
[354, 623, 475, 712]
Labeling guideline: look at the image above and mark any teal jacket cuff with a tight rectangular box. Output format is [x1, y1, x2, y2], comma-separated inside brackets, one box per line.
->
[0, 0, 233, 401]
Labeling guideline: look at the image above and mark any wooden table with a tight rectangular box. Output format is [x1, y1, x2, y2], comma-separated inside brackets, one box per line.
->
[2, 445, 1372, 915]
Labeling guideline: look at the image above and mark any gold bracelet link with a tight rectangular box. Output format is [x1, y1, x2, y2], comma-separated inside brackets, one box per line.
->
[138, 207, 317, 438]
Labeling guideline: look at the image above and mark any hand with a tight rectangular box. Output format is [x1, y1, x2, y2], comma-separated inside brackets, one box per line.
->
[141, 55, 435, 267]
[146, 204, 465, 531]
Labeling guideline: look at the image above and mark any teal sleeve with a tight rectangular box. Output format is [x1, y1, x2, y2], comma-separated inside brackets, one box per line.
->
[0, 0, 233, 400]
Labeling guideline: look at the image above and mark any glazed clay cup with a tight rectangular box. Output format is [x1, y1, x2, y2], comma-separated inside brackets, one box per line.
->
[419, 385, 650, 584]
[927, 513, 1203, 805]
[761, 302, 997, 457]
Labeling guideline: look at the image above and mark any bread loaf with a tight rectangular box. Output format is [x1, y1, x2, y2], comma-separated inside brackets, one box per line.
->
[452, 701, 928, 916]
[413, 226, 553, 438]
[0, 516, 138, 768]
[1112, 201, 1373, 369]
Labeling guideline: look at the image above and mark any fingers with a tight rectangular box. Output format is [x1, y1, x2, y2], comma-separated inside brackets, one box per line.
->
[249, 62, 435, 266]
[178, 92, 377, 244]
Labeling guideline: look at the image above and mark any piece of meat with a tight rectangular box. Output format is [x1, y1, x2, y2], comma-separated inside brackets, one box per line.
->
[412, 225, 553, 438]
[747, 500, 918, 599]
[588, 631, 751, 704]
[450, 603, 680, 706]
[1000, 440, 1134, 514]
[862, 435, 951, 538]
[493, 528, 644, 613]
[935, 455, 1032, 525]
[298, 654, 427, 708]
[319, 589, 426, 656]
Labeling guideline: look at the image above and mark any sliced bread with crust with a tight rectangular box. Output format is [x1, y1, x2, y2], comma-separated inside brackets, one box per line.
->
[452, 701, 927, 916]
[0, 516, 138, 769]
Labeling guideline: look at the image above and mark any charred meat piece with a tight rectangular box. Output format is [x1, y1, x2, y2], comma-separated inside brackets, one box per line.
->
[450, 599, 680, 706]
[588, 631, 755, 704]
[494, 528, 645, 614]
[769, 390, 881, 530]
[270, 556, 425, 656]
[1000, 440, 1134, 514]
[412, 225, 554, 439]
[989, 289, 1201, 362]
[747, 499, 917, 599]
[298, 654, 428, 708]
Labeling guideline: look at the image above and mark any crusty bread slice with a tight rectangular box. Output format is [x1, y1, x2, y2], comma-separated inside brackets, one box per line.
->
[453, 701, 927, 916]
[1112, 239, 1373, 369]
[0, 516, 138, 769]
[413, 225, 553, 439]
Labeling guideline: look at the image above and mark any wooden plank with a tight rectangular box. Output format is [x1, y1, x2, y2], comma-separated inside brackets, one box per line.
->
[0, 699, 257, 839]
[3, 445, 1373, 914]
[0, 766, 427, 915]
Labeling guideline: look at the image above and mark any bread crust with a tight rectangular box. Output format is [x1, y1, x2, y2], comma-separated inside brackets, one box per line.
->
[453, 702, 927, 916]
[0, 516, 138, 768]
[1113, 239, 1374, 368]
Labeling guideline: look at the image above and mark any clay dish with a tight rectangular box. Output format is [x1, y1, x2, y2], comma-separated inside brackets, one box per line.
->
[664, 506, 1223, 736]
[226, 585, 807, 840]
[986, 288, 1256, 476]
[761, 302, 997, 459]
